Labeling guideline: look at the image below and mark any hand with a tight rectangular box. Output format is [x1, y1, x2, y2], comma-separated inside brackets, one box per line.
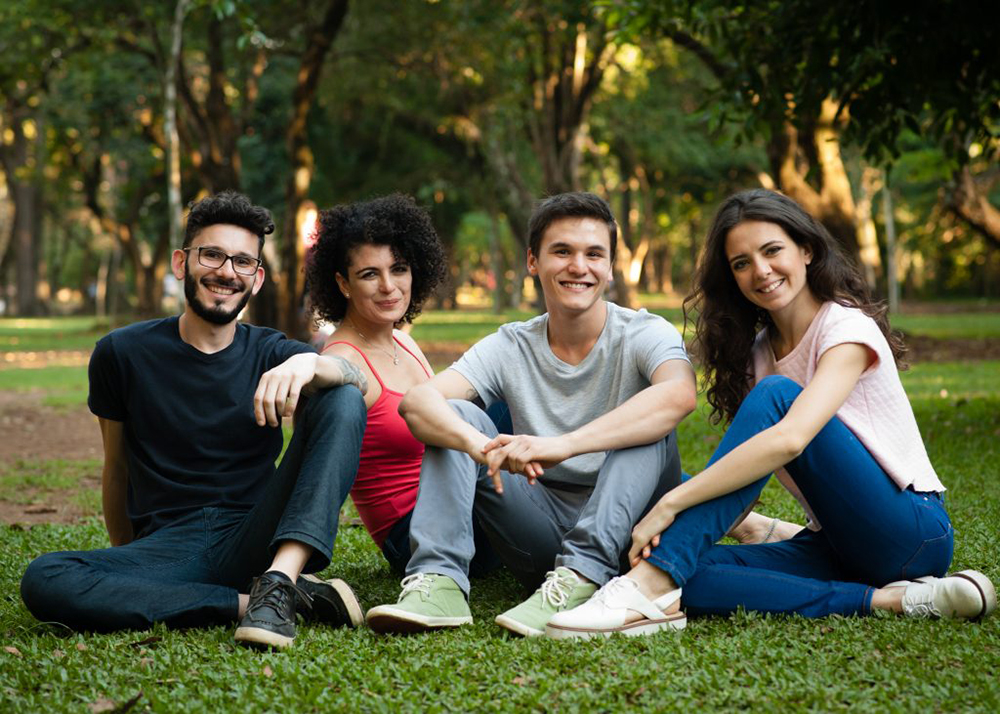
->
[481, 434, 572, 489]
[628, 499, 678, 567]
[254, 353, 319, 427]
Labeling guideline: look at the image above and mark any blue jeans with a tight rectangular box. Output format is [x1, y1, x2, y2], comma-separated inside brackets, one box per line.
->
[647, 376, 953, 618]
[19, 386, 366, 632]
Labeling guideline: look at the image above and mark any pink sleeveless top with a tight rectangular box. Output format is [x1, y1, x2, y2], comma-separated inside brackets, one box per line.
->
[323, 338, 431, 546]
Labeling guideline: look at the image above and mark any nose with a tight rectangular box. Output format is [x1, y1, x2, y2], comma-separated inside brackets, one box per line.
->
[378, 273, 394, 293]
[567, 252, 587, 274]
[215, 256, 238, 279]
[751, 256, 771, 280]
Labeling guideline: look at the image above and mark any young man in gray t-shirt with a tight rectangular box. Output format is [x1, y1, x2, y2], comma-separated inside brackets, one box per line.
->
[366, 192, 697, 637]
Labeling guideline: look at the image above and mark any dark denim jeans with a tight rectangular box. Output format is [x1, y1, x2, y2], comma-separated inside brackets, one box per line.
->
[647, 375, 953, 618]
[20, 386, 366, 632]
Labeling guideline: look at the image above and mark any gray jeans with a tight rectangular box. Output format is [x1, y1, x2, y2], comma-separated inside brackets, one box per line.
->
[406, 400, 682, 594]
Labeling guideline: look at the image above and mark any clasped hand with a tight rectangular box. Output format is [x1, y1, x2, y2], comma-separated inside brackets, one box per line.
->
[478, 434, 572, 494]
[627, 498, 677, 567]
[254, 353, 318, 427]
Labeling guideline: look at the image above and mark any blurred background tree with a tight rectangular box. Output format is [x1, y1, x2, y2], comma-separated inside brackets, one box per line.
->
[1, 0, 996, 329]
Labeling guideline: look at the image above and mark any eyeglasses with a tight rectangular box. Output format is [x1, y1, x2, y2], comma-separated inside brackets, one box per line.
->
[183, 246, 262, 276]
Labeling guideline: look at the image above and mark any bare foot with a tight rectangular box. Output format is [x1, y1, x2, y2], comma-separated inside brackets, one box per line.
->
[729, 512, 803, 544]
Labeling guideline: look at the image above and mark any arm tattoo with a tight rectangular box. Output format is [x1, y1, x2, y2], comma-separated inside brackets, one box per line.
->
[332, 355, 368, 394]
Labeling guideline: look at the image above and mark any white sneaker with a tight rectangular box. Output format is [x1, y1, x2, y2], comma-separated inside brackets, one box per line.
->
[544, 576, 685, 640]
[898, 570, 996, 620]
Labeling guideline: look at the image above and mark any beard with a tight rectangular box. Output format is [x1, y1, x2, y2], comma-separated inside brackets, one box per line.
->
[183, 265, 253, 325]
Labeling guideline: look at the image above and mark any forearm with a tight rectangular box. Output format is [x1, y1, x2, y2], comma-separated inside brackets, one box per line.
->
[663, 423, 800, 513]
[564, 380, 696, 457]
[400, 387, 487, 456]
[310, 354, 368, 394]
[101, 466, 133, 546]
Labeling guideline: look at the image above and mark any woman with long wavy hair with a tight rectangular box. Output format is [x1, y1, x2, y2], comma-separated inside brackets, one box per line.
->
[545, 188, 994, 638]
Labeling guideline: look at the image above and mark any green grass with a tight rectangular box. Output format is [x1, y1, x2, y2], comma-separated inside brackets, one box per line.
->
[0, 366, 89, 408]
[891, 312, 1000, 340]
[0, 317, 108, 353]
[1, 359, 998, 711]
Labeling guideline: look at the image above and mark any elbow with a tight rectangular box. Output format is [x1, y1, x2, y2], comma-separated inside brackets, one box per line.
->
[398, 384, 427, 424]
[772, 425, 808, 461]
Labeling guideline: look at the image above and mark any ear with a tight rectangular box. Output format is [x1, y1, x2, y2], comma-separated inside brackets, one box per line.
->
[250, 265, 265, 295]
[171, 249, 187, 280]
[526, 249, 538, 276]
[335, 272, 350, 298]
[803, 245, 813, 265]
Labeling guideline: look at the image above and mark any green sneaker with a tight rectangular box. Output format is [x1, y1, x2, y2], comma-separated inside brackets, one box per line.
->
[366, 573, 472, 634]
[495, 567, 597, 637]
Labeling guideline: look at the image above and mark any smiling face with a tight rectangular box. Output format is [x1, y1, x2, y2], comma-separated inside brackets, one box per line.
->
[172, 223, 264, 326]
[527, 217, 613, 317]
[336, 243, 412, 326]
[724, 220, 814, 318]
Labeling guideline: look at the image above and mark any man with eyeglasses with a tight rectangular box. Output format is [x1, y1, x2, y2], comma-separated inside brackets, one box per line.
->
[20, 191, 369, 650]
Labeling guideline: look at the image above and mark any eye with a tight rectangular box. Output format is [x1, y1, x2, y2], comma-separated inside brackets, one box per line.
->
[233, 256, 257, 270]
[359, 270, 377, 279]
[731, 259, 748, 271]
[554, 248, 570, 256]
[202, 248, 225, 261]
[392, 264, 411, 274]
[765, 245, 783, 256]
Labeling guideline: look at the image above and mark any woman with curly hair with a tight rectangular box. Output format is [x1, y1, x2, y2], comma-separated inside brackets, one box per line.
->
[546, 188, 994, 638]
[307, 194, 496, 575]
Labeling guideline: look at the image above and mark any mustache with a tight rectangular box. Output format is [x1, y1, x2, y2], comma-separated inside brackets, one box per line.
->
[201, 277, 244, 291]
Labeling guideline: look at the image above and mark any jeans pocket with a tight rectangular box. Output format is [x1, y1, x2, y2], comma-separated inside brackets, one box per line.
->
[900, 524, 954, 579]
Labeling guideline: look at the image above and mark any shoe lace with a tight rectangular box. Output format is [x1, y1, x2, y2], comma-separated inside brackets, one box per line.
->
[592, 576, 638, 605]
[398, 573, 434, 601]
[903, 585, 939, 618]
[539, 569, 578, 609]
[248, 576, 312, 619]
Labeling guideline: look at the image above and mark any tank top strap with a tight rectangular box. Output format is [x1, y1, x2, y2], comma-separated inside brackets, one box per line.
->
[394, 336, 432, 378]
[323, 340, 386, 390]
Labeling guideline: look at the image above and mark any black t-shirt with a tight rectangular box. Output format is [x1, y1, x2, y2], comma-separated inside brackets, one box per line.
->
[88, 316, 314, 537]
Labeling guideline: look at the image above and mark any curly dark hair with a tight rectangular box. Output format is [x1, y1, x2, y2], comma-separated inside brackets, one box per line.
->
[684, 188, 907, 425]
[306, 194, 448, 325]
[183, 190, 274, 251]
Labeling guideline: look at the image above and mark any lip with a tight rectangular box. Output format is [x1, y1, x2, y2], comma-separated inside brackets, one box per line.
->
[202, 280, 243, 297]
[558, 280, 594, 290]
[756, 278, 785, 295]
[375, 298, 401, 308]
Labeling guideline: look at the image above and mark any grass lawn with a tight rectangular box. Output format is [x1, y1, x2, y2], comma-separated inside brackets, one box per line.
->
[1, 353, 998, 712]
[1, 310, 998, 711]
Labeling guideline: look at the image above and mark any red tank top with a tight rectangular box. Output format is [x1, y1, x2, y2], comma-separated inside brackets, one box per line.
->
[323, 338, 431, 546]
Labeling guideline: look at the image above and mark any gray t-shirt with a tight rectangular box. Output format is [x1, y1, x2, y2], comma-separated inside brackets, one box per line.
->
[451, 302, 689, 486]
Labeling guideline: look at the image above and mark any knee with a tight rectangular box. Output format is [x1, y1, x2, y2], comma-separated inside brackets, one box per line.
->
[741, 375, 802, 414]
[21, 552, 76, 623]
[306, 385, 367, 429]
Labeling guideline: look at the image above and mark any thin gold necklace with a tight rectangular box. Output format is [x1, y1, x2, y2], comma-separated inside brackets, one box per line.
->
[347, 317, 399, 365]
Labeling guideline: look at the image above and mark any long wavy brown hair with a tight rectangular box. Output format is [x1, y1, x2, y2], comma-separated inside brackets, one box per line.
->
[684, 189, 907, 424]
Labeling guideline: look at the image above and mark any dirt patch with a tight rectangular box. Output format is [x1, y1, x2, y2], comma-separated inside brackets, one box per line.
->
[0, 391, 102, 526]
[901, 335, 1000, 362]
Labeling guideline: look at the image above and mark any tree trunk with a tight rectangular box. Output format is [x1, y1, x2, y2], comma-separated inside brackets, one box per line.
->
[768, 99, 870, 281]
[277, 0, 350, 338]
[946, 165, 1000, 249]
[1, 105, 43, 316]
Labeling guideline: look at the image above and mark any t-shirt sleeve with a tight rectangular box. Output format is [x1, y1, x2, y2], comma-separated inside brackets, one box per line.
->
[449, 331, 506, 406]
[88, 334, 126, 421]
[816, 308, 885, 374]
[631, 313, 690, 382]
[263, 334, 316, 371]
